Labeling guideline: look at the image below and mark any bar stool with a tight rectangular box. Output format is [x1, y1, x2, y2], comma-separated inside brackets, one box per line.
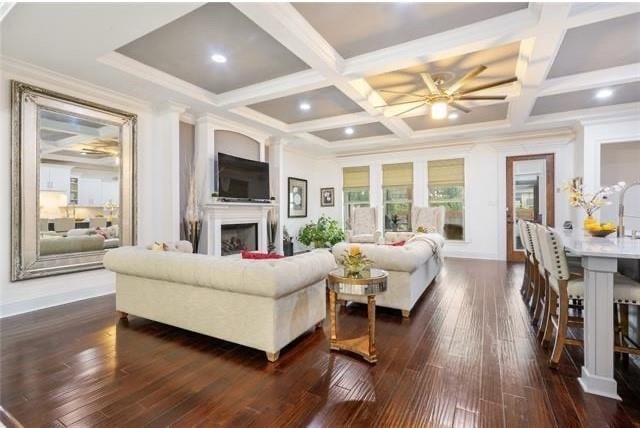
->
[536, 226, 640, 367]
[526, 221, 546, 328]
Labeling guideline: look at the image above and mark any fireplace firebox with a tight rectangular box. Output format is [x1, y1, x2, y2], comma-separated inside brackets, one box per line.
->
[220, 223, 258, 256]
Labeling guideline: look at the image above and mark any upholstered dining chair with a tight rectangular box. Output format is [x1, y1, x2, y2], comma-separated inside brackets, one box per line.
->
[536, 226, 640, 367]
[518, 219, 536, 304]
[346, 206, 381, 244]
[526, 221, 546, 328]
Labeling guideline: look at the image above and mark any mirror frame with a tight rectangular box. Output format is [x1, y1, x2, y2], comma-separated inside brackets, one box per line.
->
[10, 81, 137, 280]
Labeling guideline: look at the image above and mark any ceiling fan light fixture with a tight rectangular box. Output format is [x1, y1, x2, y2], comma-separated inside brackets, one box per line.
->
[345, 127, 354, 136]
[431, 102, 448, 120]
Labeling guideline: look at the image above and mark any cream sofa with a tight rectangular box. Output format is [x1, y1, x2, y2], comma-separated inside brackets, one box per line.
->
[332, 234, 444, 318]
[103, 247, 337, 362]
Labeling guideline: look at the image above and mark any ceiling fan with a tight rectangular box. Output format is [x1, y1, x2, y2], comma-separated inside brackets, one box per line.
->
[376, 65, 517, 119]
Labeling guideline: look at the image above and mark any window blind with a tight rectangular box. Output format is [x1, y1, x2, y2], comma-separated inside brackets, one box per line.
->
[428, 159, 464, 186]
[343, 166, 369, 188]
[383, 163, 413, 186]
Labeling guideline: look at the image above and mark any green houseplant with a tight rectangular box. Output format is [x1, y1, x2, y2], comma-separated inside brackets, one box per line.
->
[297, 216, 345, 248]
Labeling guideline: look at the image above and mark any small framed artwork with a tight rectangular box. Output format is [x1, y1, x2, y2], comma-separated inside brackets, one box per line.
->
[288, 177, 308, 218]
[320, 187, 335, 207]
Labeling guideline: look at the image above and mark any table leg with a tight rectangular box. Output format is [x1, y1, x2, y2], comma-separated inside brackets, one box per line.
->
[329, 289, 337, 346]
[578, 255, 620, 400]
[367, 295, 376, 358]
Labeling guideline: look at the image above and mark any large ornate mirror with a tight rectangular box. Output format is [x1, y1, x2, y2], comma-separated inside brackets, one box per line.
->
[11, 81, 136, 280]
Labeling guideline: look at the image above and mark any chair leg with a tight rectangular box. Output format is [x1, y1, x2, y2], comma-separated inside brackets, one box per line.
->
[521, 258, 529, 295]
[536, 274, 547, 336]
[532, 266, 543, 325]
[524, 260, 533, 304]
[621, 303, 630, 366]
[550, 284, 569, 367]
[541, 284, 556, 348]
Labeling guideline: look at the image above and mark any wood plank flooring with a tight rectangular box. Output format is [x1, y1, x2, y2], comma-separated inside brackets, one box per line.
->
[2, 258, 639, 427]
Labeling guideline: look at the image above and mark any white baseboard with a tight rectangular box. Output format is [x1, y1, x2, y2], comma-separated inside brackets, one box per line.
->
[442, 249, 502, 261]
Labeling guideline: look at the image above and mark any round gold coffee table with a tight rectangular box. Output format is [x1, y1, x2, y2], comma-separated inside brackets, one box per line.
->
[327, 268, 388, 363]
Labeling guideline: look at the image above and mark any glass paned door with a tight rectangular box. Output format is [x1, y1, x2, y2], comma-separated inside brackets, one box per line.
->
[506, 154, 555, 262]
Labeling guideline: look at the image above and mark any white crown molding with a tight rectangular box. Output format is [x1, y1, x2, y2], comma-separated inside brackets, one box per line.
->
[342, 8, 538, 78]
[195, 112, 273, 142]
[539, 63, 640, 97]
[216, 69, 329, 108]
[526, 102, 640, 126]
[180, 112, 196, 125]
[327, 134, 399, 147]
[0, 55, 151, 112]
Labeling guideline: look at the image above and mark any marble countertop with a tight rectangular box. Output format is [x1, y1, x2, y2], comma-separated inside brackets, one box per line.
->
[556, 229, 640, 259]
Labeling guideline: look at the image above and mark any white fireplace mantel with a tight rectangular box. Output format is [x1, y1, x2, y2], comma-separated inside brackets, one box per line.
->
[201, 202, 276, 256]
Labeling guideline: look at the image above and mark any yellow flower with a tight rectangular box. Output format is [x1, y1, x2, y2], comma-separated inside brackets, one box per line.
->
[349, 245, 361, 257]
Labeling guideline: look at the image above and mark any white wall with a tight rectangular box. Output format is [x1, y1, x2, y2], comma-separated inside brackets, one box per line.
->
[600, 141, 640, 230]
[333, 137, 574, 260]
[0, 63, 173, 317]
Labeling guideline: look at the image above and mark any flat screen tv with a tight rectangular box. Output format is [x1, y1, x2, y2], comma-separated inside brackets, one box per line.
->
[217, 152, 270, 200]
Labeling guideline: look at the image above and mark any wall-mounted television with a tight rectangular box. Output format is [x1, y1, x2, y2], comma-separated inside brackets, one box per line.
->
[217, 152, 270, 201]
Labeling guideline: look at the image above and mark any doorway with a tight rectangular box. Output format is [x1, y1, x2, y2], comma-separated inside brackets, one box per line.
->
[506, 154, 555, 262]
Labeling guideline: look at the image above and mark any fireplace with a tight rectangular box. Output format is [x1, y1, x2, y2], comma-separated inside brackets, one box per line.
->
[221, 223, 258, 256]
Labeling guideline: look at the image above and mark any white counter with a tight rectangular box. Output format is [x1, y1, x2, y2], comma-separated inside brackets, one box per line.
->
[556, 228, 640, 401]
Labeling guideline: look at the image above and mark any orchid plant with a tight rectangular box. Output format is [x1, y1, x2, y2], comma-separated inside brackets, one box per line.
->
[563, 177, 625, 217]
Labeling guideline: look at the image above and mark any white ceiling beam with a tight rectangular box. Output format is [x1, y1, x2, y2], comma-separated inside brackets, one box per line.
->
[526, 102, 640, 126]
[233, 2, 412, 139]
[216, 69, 330, 108]
[539, 63, 640, 97]
[287, 111, 377, 133]
[507, 4, 572, 126]
[229, 106, 289, 133]
[342, 8, 538, 79]
[565, 3, 640, 29]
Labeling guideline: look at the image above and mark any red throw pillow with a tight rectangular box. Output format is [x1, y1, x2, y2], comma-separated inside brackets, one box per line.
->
[241, 251, 284, 259]
[385, 240, 406, 246]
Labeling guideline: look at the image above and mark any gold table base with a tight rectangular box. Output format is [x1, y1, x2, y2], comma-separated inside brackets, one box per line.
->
[329, 290, 377, 363]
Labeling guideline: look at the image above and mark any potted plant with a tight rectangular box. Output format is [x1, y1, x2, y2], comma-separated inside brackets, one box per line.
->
[297, 215, 345, 248]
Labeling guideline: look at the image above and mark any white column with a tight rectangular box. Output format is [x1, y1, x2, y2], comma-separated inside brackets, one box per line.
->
[194, 114, 217, 254]
[578, 255, 621, 400]
[269, 138, 285, 253]
[370, 162, 383, 234]
[152, 101, 186, 243]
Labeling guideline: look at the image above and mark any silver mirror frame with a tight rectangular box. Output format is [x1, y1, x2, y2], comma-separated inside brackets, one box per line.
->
[10, 81, 137, 280]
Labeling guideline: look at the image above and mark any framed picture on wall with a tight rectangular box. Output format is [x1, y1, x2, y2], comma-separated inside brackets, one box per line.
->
[320, 187, 335, 207]
[288, 177, 308, 218]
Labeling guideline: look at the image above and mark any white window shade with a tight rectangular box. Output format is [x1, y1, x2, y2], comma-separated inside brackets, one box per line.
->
[428, 159, 464, 186]
[383, 163, 413, 186]
[343, 166, 370, 188]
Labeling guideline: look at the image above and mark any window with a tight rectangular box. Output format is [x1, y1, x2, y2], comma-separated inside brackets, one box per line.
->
[383, 163, 413, 232]
[343, 166, 370, 229]
[428, 158, 465, 240]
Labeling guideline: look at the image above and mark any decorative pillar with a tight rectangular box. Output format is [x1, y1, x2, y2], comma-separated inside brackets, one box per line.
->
[194, 114, 217, 254]
[369, 162, 383, 234]
[152, 101, 186, 243]
[268, 137, 285, 253]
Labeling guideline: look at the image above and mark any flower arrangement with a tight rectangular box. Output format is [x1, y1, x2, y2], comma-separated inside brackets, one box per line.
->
[563, 177, 625, 224]
[297, 215, 345, 248]
[342, 245, 373, 277]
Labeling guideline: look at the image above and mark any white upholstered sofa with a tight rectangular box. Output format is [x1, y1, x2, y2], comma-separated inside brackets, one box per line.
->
[332, 233, 444, 318]
[104, 247, 336, 362]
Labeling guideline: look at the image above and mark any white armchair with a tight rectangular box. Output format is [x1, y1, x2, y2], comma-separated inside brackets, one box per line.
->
[385, 206, 446, 243]
[346, 206, 381, 243]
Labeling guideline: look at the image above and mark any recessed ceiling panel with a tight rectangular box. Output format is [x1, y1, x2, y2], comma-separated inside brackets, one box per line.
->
[248, 86, 363, 124]
[403, 103, 508, 131]
[531, 82, 640, 116]
[311, 122, 392, 142]
[116, 3, 309, 93]
[367, 42, 520, 104]
[547, 13, 640, 78]
[294, 3, 528, 58]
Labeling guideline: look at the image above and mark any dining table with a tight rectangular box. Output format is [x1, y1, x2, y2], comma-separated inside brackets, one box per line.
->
[557, 229, 640, 400]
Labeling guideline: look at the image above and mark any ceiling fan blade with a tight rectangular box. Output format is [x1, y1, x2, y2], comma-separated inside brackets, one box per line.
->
[458, 76, 518, 95]
[390, 102, 426, 117]
[373, 99, 425, 108]
[378, 89, 425, 98]
[450, 102, 471, 114]
[446, 65, 487, 95]
[420, 73, 441, 95]
[456, 95, 507, 100]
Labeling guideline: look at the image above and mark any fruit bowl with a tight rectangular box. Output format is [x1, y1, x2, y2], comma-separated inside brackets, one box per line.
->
[587, 229, 616, 237]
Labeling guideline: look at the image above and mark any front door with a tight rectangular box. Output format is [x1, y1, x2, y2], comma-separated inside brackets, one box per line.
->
[506, 154, 555, 262]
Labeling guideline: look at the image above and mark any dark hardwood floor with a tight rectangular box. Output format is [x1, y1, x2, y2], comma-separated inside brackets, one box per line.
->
[2, 258, 640, 427]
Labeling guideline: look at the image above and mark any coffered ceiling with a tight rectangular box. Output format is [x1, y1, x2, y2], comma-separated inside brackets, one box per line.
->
[3, 2, 640, 155]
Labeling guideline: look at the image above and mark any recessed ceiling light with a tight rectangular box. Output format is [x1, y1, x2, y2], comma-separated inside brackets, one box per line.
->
[448, 112, 459, 120]
[299, 102, 311, 111]
[211, 54, 227, 64]
[345, 127, 354, 136]
[595, 88, 613, 99]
